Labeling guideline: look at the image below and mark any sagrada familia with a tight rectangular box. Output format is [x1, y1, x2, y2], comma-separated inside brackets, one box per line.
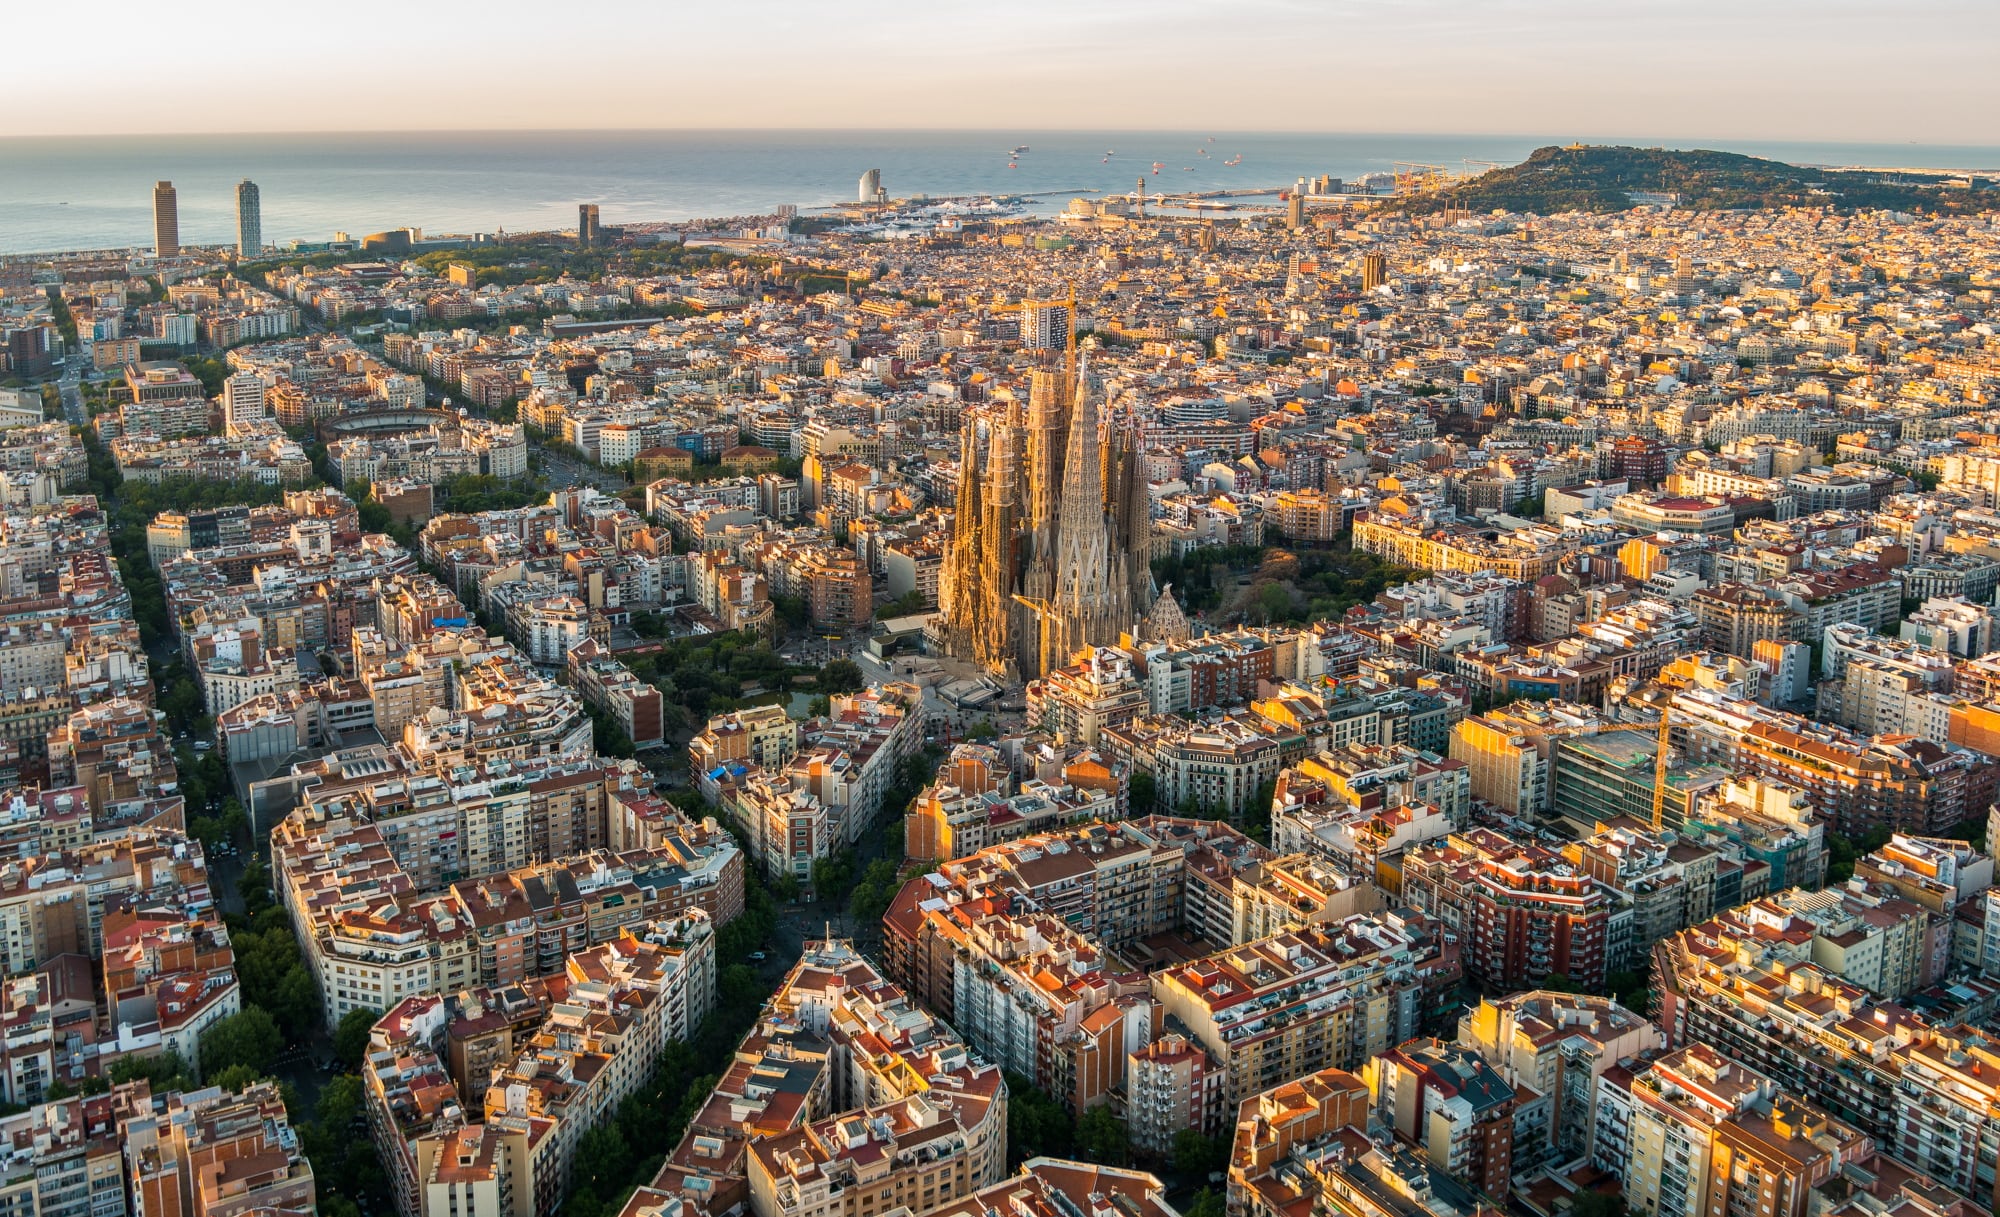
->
[937, 353, 1188, 680]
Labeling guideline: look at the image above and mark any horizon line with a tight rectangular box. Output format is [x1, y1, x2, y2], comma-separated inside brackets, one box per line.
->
[4, 125, 2000, 150]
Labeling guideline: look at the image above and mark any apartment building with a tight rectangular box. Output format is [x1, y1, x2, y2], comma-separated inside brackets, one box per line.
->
[1401, 829, 1615, 992]
[1368, 1038, 1523, 1199]
[1652, 906, 1920, 1145]
[481, 917, 716, 1213]
[1679, 777, 1825, 894]
[0, 1086, 136, 1217]
[1127, 1031, 1226, 1154]
[1151, 915, 1460, 1108]
[0, 831, 211, 977]
[364, 916, 714, 1217]
[1561, 823, 1719, 968]
[1027, 647, 1150, 746]
[122, 1080, 318, 1217]
[926, 1160, 1178, 1217]
[1229, 854, 1387, 944]
[745, 1093, 985, 1217]
[902, 746, 1118, 865]
[690, 704, 799, 800]
[276, 808, 739, 1025]
[1457, 991, 1659, 1165]
[1448, 702, 1606, 816]
[1112, 716, 1282, 821]
[100, 909, 242, 1083]
[711, 687, 920, 880]
[1614, 1046, 1869, 1217]
[567, 638, 665, 751]
[1229, 1065, 1488, 1217]
[604, 938, 1003, 1217]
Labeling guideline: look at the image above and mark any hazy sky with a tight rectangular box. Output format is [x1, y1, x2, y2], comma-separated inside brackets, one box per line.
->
[6, 0, 1997, 142]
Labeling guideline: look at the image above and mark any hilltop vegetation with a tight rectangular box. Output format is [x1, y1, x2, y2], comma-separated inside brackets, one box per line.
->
[1401, 145, 2000, 216]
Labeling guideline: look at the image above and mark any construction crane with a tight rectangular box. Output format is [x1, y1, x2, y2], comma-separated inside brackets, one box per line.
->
[1650, 710, 1675, 832]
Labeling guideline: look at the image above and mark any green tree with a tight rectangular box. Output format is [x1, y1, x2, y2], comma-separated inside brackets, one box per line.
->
[1606, 970, 1650, 1012]
[334, 1007, 383, 1071]
[875, 590, 927, 620]
[1172, 1128, 1230, 1180]
[110, 1051, 192, 1093]
[1004, 1074, 1071, 1168]
[1129, 771, 1158, 815]
[1257, 582, 1293, 623]
[162, 679, 204, 732]
[1183, 1191, 1226, 1217]
[238, 856, 273, 914]
[846, 858, 903, 928]
[210, 1063, 265, 1093]
[272, 967, 322, 1037]
[317, 1074, 365, 1135]
[1569, 1191, 1628, 1217]
[199, 1007, 284, 1078]
[811, 850, 856, 898]
[179, 356, 230, 396]
[219, 798, 250, 844]
[188, 815, 225, 850]
[1075, 1104, 1130, 1166]
[571, 1124, 633, 1202]
[820, 659, 864, 695]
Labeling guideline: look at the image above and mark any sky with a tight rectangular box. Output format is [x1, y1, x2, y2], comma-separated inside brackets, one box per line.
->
[5, 0, 1998, 142]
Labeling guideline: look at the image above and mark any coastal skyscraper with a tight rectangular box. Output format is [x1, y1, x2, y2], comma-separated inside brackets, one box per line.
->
[859, 168, 883, 205]
[236, 179, 261, 256]
[1287, 190, 1307, 230]
[578, 203, 601, 247]
[153, 181, 179, 258]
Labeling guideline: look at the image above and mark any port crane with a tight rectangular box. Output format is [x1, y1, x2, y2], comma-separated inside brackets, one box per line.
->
[1393, 162, 1454, 196]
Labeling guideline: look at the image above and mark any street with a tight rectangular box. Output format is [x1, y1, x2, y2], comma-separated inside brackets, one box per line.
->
[58, 358, 85, 427]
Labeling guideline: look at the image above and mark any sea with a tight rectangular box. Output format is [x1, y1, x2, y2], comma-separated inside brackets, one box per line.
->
[5, 129, 2000, 257]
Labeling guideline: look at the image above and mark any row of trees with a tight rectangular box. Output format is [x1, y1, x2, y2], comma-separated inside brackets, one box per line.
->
[793, 745, 936, 910]
[558, 850, 783, 1217]
[1006, 1081, 1240, 1216]
[77, 392, 397, 1217]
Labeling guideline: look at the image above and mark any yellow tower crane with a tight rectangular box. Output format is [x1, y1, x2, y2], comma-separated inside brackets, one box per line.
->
[1650, 710, 1675, 832]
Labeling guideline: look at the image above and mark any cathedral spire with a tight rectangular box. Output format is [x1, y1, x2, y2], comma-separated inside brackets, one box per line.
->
[1049, 366, 1125, 666]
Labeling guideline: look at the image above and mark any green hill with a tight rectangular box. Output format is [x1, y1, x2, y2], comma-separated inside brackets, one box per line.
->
[1400, 144, 1998, 216]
